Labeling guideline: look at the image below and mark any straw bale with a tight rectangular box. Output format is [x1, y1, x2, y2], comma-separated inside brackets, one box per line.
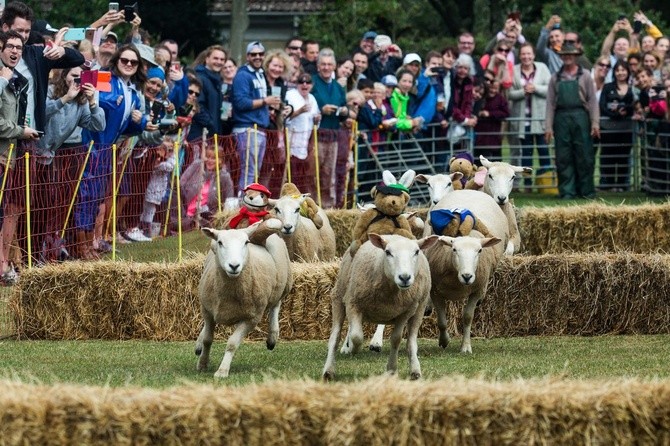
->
[10, 253, 670, 341]
[1, 376, 670, 445]
[518, 202, 670, 254]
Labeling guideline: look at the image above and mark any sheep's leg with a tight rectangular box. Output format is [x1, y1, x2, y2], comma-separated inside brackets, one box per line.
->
[339, 325, 353, 354]
[460, 294, 480, 354]
[266, 301, 281, 351]
[323, 298, 346, 381]
[433, 296, 450, 349]
[195, 311, 215, 372]
[348, 312, 364, 354]
[214, 320, 256, 379]
[368, 324, 385, 352]
[386, 321, 406, 376]
[405, 311, 424, 380]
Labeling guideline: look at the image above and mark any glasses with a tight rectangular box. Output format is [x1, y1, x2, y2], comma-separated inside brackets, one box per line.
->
[298, 79, 312, 84]
[188, 89, 201, 97]
[4, 43, 23, 52]
[598, 62, 611, 68]
[484, 77, 495, 83]
[119, 57, 139, 67]
[288, 46, 301, 51]
[249, 52, 265, 57]
[497, 48, 511, 54]
[564, 40, 576, 45]
[459, 41, 474, 46]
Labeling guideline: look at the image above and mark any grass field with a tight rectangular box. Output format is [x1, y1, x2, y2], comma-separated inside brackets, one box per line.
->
[1, 335, 669, 387]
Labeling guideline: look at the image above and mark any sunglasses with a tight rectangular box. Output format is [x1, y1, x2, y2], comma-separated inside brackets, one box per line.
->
[298, 79, 312, 85]
[598, 62, 611, 68]
[119, 57, 139, 67]
[249, 52, 265, 57]
[188, 89, 201, 97]
[288, 46, 301, 51]
[497, 48, 511, 53]
[484, 77, 495, 83]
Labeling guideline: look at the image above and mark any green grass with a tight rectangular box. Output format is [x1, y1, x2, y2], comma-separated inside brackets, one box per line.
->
[104, 230, 211, 263]
[1, 335, 669, 387]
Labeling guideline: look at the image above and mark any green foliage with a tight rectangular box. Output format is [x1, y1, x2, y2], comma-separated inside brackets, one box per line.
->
[2, 336, 670, 387]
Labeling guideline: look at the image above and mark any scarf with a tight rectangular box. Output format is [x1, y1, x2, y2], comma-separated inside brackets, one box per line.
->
[228, 207, 269, 229]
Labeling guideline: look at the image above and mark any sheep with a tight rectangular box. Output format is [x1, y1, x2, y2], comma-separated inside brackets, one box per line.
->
[426, 189, 508, 353]
[414, 172, 463, 238]
[479, 155, 532, 255]
[323, 233, 438, 381]
[269, 194, 337, 262]
[195, 219, 293, 378]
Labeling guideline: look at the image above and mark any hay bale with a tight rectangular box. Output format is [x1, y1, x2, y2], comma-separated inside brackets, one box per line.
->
[1, 377, 670, 445]
[10, 253, 670, 341]
[518, 202, 670, 254]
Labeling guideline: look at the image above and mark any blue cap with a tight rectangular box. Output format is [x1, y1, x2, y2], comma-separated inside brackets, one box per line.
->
[362, 31, 377, 40]
[381, 74, 398, 87]
[147, 66, 165, 82]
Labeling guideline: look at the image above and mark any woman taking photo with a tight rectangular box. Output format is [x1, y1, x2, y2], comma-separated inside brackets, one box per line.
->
[599, 60, 635, 191]
[75, 45, 148, 259]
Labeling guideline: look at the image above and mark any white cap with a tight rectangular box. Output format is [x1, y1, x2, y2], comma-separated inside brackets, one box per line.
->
[403, 53, 421, 65]
[374, 34, 392, 50]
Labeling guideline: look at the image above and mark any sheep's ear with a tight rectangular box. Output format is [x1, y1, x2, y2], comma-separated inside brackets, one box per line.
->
[414, 174, 429, 184]
[382, 170, 397, 186]
[298, 194, 308, 204]
[201, 227, 219, 241]
[301, 192, 312, 198]
[368, 233, 387, 250]
[450, 172, 464, 182]
[370, 186, 378, 199]
[398, 169, 416, 188]
[418, 235, 439, 251]
[267, 198, 277, 208]
[479, 155, 492, 168]
[438, 235, 456, 247]
[511, 165, 533, 174]
[248, 219, 281, 245]
[480, 237, 502, 248]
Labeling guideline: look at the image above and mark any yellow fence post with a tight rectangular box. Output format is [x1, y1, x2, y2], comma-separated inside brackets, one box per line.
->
[352, 122, 359, 209]
[174, 138, 182, 262]
[61, 141, 94, 239]
[285, 127, 291, 183]
[253, 123, 259, 183]
[111, 144, 117, 261]
[244, 129, 251, 188]
[313, 125, 321, 207]
[24, 152, 31, 269]
[214, 133, 222, 214]
[0, 144, 14, 209]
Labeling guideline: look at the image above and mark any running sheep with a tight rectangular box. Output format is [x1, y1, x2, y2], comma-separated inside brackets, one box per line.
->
[195, 219, 293, 378]
[323, 233, 438, 381]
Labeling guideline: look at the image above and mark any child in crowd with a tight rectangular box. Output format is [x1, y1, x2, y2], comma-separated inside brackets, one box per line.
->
[474, 76, 510, 161]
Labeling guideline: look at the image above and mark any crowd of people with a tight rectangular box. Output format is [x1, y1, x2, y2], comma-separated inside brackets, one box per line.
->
[0, 1, 669, 281]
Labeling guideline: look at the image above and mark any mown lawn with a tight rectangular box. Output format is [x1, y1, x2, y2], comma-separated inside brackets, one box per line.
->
[1, 335, 669, 388]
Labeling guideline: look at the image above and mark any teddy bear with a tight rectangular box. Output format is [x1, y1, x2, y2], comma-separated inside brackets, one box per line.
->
[429, 207, 492, 237]
[449, 152, 487, 190]
[278, 182, 324, 229]
[349, 169, 416, 256]
[225, 183, 272, 229]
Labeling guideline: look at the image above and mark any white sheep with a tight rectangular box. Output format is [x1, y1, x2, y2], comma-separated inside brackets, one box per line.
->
[415, 172, 463, 207]
[479, 155, 532, 255]
[323, 233, 438, 381]
[426, 189, 508, 353]
[195, 219, 293, 378]
[269, 194, 336, 262]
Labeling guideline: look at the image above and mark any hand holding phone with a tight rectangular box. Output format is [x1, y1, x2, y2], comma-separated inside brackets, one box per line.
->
[109, 2, 119, 12]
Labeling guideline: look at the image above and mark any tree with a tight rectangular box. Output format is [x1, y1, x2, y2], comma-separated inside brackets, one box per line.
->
[229, 0, 249, 65]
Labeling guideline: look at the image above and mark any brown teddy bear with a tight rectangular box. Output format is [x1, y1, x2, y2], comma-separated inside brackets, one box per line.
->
[225, 183, 272, 229]
[349, 170, 415, 256]
[278, 182, 324, 229]
[429, 207, 492, 237]
[449, 152, 487, 190]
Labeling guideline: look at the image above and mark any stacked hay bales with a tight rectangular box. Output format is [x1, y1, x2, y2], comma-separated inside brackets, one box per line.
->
[1, 377, 670, 444]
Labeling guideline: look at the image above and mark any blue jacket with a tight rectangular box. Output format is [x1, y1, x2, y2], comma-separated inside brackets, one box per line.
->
[23, 45, 85, 131]
[82, 74, 146, 146]
[311, 75, 346, 130]
[408, 72, 436, 129]
[190, 64, 223, 140]
[168, 75, 189, 110]
[231, 64, 270, 129]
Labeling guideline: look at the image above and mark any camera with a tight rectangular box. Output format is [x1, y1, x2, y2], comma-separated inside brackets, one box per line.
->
[633, 20, 642, 34]
[124, 3, 137, 22]
[618, 13, 627, 21]
[151, 100, 165, 125]
[432, 67, 447, 76]
[551, 23, 561, 30]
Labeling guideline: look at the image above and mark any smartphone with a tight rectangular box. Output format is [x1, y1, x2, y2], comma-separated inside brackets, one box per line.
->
[63, 28, 87, 41]
[35, 131, 45, 137]
[633, 20, 643, 34]
[73, 77, 81, 86]
[124, 4, 136, 22]
[618, 13, 627, 21]
[172, 61, 181, 71]
[507, 11, 520, 21]
[108, 2, 119, 11]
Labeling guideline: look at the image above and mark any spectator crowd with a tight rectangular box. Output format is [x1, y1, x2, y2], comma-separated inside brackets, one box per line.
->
[0, 1, 669, 282]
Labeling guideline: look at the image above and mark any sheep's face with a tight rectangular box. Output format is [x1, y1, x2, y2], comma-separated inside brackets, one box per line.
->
[480, 156, 531, 205]
[369, 234, 438, 290]
[202, 227, 249, 278]
[439, 235, 501, 285]
[416, 173, 461, 206]
[271, 195, 306, 235]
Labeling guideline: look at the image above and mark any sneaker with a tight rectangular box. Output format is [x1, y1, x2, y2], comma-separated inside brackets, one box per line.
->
[116, 232, 132, 244]
[95, 239, 113, 253]
[125, 227, 153, 242]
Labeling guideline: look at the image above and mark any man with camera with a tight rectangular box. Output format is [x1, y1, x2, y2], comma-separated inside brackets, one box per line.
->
[364, 35, 403, 83]
[536, 14, 565, 74]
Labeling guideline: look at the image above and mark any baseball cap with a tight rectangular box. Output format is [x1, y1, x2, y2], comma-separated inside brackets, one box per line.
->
[381, 75, 398, 87]
[246, 41, 265, 54]
[104, 31, 118, 43]
[32, 19, 58, 36]
[403, 53, 421, 65]
[362, 31, 377, 40]
[374, 35, 393, 50]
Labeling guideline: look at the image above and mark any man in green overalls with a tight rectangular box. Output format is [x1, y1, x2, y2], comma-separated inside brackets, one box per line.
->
[545, 43, 600, 199]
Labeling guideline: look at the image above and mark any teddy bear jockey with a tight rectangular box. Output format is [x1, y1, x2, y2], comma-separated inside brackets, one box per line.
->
[429, 206, 492, 237]
[226, 183, 272, 229]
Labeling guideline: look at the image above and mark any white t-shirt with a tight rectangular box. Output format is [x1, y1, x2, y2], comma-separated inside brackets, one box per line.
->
[285, 89, 320, 160]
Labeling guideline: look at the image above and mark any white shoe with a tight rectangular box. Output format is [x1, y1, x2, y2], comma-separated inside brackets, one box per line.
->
[125, 227, 153, 242]
[116, 232, 132, 244]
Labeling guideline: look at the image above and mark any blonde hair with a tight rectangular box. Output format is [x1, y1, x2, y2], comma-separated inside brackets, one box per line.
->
[346, 89, 365, 104]
[373, 82, 386, 94]
[262, 49, 291, 80]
